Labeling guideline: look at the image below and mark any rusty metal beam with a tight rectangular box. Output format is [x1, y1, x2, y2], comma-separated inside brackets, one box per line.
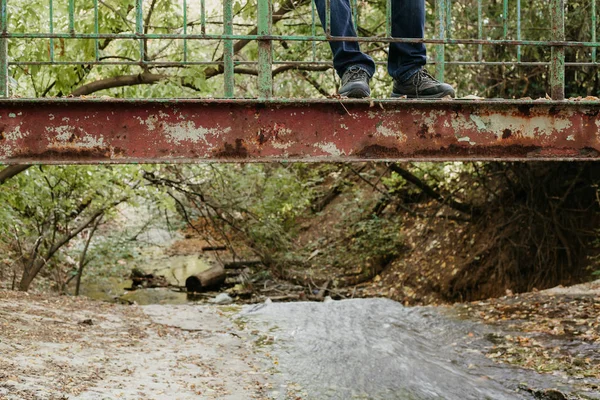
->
[0, 99, 599, 164]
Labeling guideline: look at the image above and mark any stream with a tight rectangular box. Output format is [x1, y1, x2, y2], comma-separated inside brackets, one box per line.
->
[238, 299, 599, 400]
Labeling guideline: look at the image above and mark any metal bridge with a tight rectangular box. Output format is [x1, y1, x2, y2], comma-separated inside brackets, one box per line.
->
[0, 0, 598, 163]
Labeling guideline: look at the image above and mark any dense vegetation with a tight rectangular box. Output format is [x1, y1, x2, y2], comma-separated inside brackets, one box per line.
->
[1, 0, 599, 299]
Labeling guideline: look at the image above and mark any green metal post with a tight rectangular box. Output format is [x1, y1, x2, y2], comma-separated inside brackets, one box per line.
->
[445, 0, 451, 38]
[136, 0, 144, 61]
[49, 0, 54, 61]
[477, 0, 482, 61]
[351, 0, 358, 33]
[592, 0, 597, 63]
[502, 0, 508, 38]
[435, 0, 445, 81]
[550, 0, 565, 100]
[68, 0, 75, 34]
[386, 0, 392, 37]
[94, 0, 99, 61]
[325, 0, 331, 36]
[257, 0, 272, 98]
[183, 0, 187, 62]
[223, 0, 234, 98]
[200, 0, 206, 34]
[312, 0, 317, 60]
[0, 0, 7, 97]
[517, 0, 521, 62]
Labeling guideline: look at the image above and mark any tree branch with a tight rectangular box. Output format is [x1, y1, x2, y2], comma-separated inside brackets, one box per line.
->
[70, 72, 166, 96]
[0, 165, 31, 185]
[389, 163, 477, 216]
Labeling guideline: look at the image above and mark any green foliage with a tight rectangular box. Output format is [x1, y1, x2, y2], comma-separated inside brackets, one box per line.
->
[0, 165, 143, 290]
[348, 215, 404, 263]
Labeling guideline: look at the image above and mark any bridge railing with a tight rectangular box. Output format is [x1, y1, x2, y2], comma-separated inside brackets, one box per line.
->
[0, 0, 596, 100]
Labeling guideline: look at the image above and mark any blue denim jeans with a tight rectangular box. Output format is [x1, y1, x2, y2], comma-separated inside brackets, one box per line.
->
[313, 0, 427, 82]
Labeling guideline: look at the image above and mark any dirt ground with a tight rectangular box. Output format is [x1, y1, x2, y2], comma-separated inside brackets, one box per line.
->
[0, 291, 271, 400]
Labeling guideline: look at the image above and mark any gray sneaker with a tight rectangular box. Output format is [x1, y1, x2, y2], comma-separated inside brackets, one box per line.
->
[392, 68, 455, 98]
[339, 66, 371, 98]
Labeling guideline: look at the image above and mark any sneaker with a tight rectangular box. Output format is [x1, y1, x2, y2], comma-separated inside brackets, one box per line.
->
[392, 68, 455, 98]
[339, 66, 371, 98]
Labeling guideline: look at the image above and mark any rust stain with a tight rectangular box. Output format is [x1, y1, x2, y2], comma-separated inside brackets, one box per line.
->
[0, 99, 598, 163]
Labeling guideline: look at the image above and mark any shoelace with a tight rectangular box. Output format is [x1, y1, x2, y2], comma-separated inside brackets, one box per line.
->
[344, 67, 368, 83]
[412, 69, 440, 95]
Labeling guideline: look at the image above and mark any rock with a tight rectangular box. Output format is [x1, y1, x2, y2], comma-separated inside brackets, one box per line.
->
[265, 298, 272, 304]
[324, 296, 333, 303]
[212, 293, 233, 305]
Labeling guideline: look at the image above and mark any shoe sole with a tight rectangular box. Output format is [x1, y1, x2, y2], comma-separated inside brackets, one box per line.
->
[391, 89, 456, 99]
[339, 88, 371, 99]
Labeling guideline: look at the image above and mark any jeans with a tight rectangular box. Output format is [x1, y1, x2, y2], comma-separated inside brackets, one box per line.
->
[313, 0, 427, 82]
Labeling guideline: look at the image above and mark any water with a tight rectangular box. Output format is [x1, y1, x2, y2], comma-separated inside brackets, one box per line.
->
[242, 298, 600, 400]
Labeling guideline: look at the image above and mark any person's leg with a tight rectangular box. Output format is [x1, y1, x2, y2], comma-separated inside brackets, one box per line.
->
[314, 0, 375, 78]
[388, 0, 455, 98]
[387, 0, 426, 82]
[314, 0, 375, 97]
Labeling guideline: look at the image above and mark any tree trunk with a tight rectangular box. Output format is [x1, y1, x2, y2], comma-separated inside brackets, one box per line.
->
[185, 266, 226, 293]
[75, 216, 102, 296]
[18, 259, 43, 291]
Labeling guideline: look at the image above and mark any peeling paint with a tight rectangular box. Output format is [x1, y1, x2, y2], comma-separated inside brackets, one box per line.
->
[469, 115, 488, 131]
[272, 141, 293, 149]
[375, 123, 404, 139]
[313, 141, 345, 157]
[46, 125, 76, 141]
[164, 121, 231, 144]
[451, 113, 573, 139]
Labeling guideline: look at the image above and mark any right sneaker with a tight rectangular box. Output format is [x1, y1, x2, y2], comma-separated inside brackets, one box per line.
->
[392, 68, 455, 98]
[339, 66, 371, 98]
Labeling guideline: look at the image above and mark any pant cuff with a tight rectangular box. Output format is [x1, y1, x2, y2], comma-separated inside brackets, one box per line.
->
[394, 66, 423, 83]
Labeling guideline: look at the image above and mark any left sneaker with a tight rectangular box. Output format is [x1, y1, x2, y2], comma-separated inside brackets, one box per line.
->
[339, 66, 371, 98]
[392, 68, 455, 98]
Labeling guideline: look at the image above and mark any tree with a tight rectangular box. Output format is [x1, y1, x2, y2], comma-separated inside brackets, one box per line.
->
[0, 165, 138, 291]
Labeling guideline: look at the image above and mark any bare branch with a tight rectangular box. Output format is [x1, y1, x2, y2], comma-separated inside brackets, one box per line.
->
[0, 165, 31, 185]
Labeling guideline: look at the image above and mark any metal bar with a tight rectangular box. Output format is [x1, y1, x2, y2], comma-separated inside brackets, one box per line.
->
[386, 0, 392, 37]
[200, 0, 206, 34]
[4, 33, 600, 48]
[223, 0, 234, 98]
[68, 0, 75, 35]
[257, 0, 272, 98]
[0, 0, 7, 97]
[325, 0, 331, 36]
[351, 0, 358, 32]
[593, 0, 597, 63]
[49, 0, 54, 61]
[477, 0, 482, 61]
[1, 99, 599, 163]
[94, 0, 99, 62]
[136, 0, 144, 62]
[550, 0, 565, 100]
[10, 60, 600, 67]
[503, 0, 508, 38]
[435, 0, 446, 80]
[183, 0, 188, 62]
[517, 0, 521, 62]
[311, 0, 317, 60]
[445, 0, 451, 38]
